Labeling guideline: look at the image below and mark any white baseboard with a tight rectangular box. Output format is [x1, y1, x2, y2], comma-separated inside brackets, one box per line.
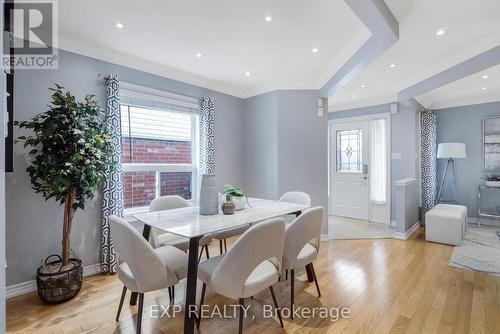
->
[393, 221, 420, 240]
[467, 217, 500, 227]
[6, 263, 101, 299]
[320, 234, 330, 241]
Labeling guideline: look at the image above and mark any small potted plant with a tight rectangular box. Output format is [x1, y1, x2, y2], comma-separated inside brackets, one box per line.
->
[224, 184, 248, 210]
[15, 84, 112, 303]
[482, 174, 500, 188]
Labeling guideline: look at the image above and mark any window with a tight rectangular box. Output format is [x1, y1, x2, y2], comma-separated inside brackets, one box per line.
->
[369, 119, 386, 203]
[336, 129, 362, 173]
[120, 85, 199, 213]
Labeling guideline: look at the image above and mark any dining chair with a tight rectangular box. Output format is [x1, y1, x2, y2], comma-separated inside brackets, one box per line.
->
[197, 218, 286, 334]
[149, 195, 213, 260]
[279, 191, 312, 206]
[282, 206, 324, 319]
[211, 225, 250, 254]
[110, 215, 188, 334]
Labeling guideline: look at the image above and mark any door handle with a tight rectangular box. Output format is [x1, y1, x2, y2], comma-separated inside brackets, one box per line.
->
[363, 176, 368, 180]
[362, 164, 368, 174]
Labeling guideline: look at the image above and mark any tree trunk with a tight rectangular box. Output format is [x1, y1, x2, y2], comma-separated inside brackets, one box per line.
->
[62, 187, 76, 266]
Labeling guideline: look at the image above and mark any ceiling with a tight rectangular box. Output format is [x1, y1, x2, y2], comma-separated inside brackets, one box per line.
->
[329, 0, 500, 111]
[416, 63, 500, 110]
[53, 0, 370, 98]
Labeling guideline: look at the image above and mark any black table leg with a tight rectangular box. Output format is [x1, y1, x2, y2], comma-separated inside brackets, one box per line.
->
[184, 236, 201, 334]
[130, 224, 152, 306]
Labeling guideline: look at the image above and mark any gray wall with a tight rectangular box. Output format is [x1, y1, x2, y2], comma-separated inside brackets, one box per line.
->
[329, 103, 419, 229]
[242, 92, 279, 199]
[276, 90, 329, 233]
[7, 49, 245, 285]
[243, 90, 329, 234]
[436, 101, 500, 217]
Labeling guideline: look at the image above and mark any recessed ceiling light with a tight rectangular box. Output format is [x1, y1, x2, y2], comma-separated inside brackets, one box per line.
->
[115, 22, 124, 29]
[436, 28, 447, 36]
[245, 71, 251, 77]
[361, 84, 366, 88]
[482, 75, 489, 79]
[481, 86, 488, 90]
[312, 48, 319, 53]
[196, 52, 203, 58]
[352, 94, 357, 98]
[390, 63, 396, 68]
[264, 15, 273, 22]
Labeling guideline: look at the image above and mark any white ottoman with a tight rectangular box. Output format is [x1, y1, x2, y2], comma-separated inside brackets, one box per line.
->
[425, 204, 467, 246]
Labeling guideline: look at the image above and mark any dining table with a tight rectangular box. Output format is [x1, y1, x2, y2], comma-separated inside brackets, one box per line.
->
[131, 197, 309, 334]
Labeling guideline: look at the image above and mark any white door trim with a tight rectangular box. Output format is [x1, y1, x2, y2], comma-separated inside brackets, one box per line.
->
[327, 113, 391, 239]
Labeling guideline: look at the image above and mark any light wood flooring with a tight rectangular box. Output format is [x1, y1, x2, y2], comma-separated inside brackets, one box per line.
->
[6, 228, 500, 333]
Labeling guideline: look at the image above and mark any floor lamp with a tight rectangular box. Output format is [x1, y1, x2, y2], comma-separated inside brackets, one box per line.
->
[437, 143, 466, 203]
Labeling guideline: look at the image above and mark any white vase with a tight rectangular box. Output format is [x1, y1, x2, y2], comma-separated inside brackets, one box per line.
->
[486, 180, 500, 188]
[199, 174, 218, 215]
[231, 196, 247, 210]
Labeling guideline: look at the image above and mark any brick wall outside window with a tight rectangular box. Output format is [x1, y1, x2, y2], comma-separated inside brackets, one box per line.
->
[122, 137, 192, 209]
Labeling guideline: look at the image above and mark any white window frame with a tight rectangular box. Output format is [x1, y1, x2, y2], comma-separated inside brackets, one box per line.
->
[120, 89, 199, 216]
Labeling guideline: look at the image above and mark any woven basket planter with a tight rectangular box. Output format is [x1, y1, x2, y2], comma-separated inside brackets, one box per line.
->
[36, 254, 83, 304]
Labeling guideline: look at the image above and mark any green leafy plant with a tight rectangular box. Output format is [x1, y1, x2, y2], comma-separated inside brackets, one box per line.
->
[224, 184, 245, 197]
[482, 174, 500, 182]
[15, 84, 112, 266]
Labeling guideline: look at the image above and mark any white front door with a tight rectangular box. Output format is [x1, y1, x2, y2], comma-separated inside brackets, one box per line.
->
[330, 121, 369, 220]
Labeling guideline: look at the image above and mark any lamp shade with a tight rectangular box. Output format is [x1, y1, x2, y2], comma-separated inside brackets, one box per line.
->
[437, 143, 466, 159]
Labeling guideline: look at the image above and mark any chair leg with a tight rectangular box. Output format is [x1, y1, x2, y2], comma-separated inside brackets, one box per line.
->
[238, 298, 244, 334]
[305, 263, 314, 282]
[269, 286, 284, 328]
[219, 239, 224, 254]
[205, 244, 210, 259]
[290, 269, 295, 319]
[285, 269, 288, 281]
[115, 286, 127, 322]
[224, 239, 227, 253]
[168, 286, 172, 303]
[172, 285, 175, 302]
[136, 293, 144, 334]
[310, 263, 321, 297]
[198, 247, 204, 262]
[197, 283, 206, 329]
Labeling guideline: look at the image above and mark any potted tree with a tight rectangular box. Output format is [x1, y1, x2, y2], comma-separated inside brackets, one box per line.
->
[15, 84, 112, 304]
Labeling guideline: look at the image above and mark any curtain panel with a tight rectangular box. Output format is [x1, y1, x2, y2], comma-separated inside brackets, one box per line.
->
[200, 97, 215, 175]
[100, 75, 123, 274]
[419, 110, 437, 222]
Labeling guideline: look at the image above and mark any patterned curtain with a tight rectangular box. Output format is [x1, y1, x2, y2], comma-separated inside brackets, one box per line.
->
[100, 75, 123, 274]
[200, 97, 215, 174]
[420, 110, 437, 222]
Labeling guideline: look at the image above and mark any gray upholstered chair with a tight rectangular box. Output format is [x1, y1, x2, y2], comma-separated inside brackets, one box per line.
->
[110, 215, 188, 334]
[282, 206, 323, 319]
[197, 218, 286, 334]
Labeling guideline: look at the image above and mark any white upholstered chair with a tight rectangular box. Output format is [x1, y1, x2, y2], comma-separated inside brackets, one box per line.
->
[282, 206, 323, 319]
[279, 191, 312, 206]
[149, 195, 213, 258]
[110, 215, 188, 334]
[197, 218, 286, 333]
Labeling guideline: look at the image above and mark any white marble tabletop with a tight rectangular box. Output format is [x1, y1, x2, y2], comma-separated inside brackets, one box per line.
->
[133, 197, 308, 238]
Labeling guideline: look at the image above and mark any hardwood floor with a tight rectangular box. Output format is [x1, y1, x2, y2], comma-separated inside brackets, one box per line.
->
[6, 228, 500, 333]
